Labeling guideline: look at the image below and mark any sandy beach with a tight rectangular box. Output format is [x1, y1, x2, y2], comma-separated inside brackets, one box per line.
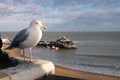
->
[2, 43, 120, 80]
[55, 66, 120, 80]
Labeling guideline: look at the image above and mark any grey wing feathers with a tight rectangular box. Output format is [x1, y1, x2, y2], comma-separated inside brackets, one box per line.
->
[5, 28, 29, 50]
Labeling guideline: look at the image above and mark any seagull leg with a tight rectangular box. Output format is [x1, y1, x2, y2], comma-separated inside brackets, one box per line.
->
[29, 48, 32, 62]
[29, 48, 38, 62]
[23, 49, 26, 61]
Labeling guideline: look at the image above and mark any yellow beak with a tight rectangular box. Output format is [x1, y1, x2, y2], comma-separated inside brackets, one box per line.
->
[40, 25, 47, 30]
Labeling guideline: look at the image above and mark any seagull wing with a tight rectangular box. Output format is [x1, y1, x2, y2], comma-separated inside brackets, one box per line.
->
[5, 28, 29, 50]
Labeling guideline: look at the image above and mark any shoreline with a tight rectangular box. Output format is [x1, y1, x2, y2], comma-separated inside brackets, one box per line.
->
[2, 43, 120, 80]
[55, 64, 120, 77]
[55, 65, 120, 80]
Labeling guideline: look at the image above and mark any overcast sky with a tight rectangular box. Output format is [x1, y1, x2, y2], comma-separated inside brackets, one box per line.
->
[0, 0, 120, 31]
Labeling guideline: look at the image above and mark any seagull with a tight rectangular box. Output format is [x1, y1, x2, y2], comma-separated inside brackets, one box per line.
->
[5, 20, 47, 62]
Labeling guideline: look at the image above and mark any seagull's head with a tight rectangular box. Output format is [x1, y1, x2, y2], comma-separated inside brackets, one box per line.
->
[30, 20, 47, 30]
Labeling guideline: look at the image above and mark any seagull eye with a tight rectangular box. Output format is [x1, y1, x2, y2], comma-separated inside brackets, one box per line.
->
[36, 22, 38, 24]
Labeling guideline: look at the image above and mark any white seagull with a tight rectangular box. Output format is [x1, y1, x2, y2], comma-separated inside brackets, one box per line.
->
[5, 20, 47, 62]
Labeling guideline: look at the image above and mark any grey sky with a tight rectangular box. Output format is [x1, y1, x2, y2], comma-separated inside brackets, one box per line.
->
[0, 0, 120, 31]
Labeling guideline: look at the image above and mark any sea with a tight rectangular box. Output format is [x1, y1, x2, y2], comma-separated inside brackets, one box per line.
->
[1, 31, 120, 76]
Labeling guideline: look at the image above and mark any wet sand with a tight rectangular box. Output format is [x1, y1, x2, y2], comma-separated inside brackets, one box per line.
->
[2, 44, 120, 80]
[55, 66, 120, 80]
